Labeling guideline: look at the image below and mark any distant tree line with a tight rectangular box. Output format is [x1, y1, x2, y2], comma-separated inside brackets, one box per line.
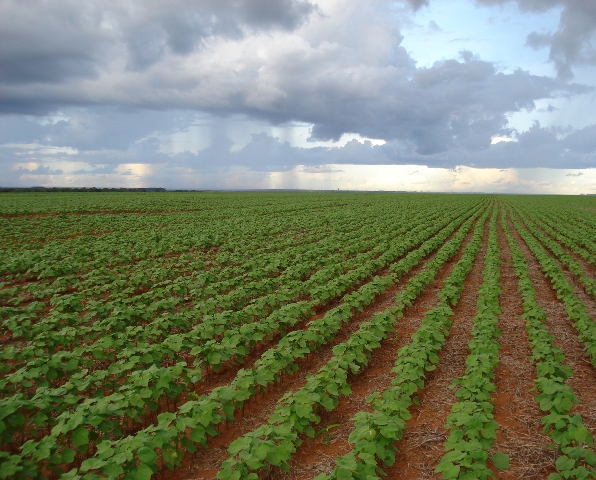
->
[0, 187, 166, 193]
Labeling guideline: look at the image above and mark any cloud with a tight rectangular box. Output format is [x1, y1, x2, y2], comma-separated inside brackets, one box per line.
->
[451, 121, 596, 169]
[403, 0, 430, 11]
[538, 103, 558, 112]
[0, 0, 317, 88]
[71, 164, 118, 175]
[14, 164, 63, 175]
[562, 124, 596, 153]
[120, 0, 320, 70]
[0, 0, 589, 157]
[301, 165, 344, 173]
[0, 0, 595, 188]
[475, 0, 561, 11]
[428, 20, 442, 32]
[2, 113, 595, 181]
[271, 49, 588, 155]
[3, 132, 596, 192]
[477, 0, 596, 79]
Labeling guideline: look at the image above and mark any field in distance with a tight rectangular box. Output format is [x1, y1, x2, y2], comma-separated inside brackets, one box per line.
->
[1, 192, 596, 480]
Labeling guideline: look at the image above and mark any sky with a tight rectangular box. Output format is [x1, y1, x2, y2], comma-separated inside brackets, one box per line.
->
[1, 0, 596, 193]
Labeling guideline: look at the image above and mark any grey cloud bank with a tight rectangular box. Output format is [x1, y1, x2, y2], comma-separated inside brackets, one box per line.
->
[1, 0, 596, 189]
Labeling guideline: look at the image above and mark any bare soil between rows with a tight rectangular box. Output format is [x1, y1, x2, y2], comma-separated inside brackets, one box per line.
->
[7, 198, 596, 480]
[489, 216, 552, 480]
[177, 206, 596, 480]
[284, 214, 484, 480]
[178, 215, 480, 479]
[511, 213, 596, 443]
[383, 214, 490, 479]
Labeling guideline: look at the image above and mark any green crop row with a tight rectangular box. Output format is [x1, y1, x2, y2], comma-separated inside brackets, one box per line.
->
[528, 211, 596, 266]
[2, 204, 454, 382]
[1, 209, 403, 348]
[2, 195, 416, 350]
[503, 210, 596, 479]
[0, 202, 485, 479]
[513, 208, 596, 301]
[3, 198, 470, 369]
[315, 204, 492, 480]
[510, 212, 596, 367]
[435, 207, 503, 480]
[512, 200, 596, 258]
[216, 205, 488, 480]
[84, 206, 482, 480]
[545, 209, 596, 254]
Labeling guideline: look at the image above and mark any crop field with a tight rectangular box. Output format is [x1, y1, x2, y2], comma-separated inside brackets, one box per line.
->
[2, 192, 596, 480]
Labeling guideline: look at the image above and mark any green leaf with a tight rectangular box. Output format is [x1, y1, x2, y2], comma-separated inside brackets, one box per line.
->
[62, 448, 76, 464]
[71, 426, 89, 450]
[336, 467, 355, 480]
[0, 460, 17, 478]
[254, 443, 270, 461]
[137, 447, 157, 465]
[493, 452, 510, 471]
[80, 457, 105, 473]
[555, 455, 575, 471]
[59, 469, 81, 480]
[436, 462, 460, 479]
[229, 436, 252, 455]
[208, 352, 222, 365]
[134, 463, 154, 480]
[190, 427, 206, 444]
[156, 412, 176, 426]
[101, 462, 124, 478]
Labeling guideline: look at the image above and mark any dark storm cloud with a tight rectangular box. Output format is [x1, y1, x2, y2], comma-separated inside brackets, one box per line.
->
[3, 39, 586, 161]
[451, 122, 596, 169]
[45, 110, 198, 151]
[1, 53, 591, 172]
[476, 0, 560, 11]
[0, 0, 595, 178]
[301, 53, 588, 154]
[562, 124, 596, 154]
[0, 116, 51, 144]
[71, 165, 118, 175]
[4, 121, 594, 188]
[302, 165, 344, 173]
[477, 0, 596, 79]
[0, 2, 104, 86]
[162, 133, 309, 173]
[85, 122, 596, 173]
[121, 0, 319, 70]
[15, 165, 64, 175]
[0, 0, 317, 84]
[223, 122, 596, 170]
[403, 0, 430, 11]
[0, 109, 195, 151]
